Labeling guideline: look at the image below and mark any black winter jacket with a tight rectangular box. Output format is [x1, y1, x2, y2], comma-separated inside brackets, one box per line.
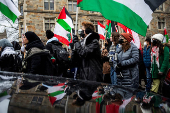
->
[74, 32, 103, 82]
[23, 40, 51, 75]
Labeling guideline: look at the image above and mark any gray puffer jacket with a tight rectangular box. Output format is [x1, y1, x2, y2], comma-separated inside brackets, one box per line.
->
[115, 43, 139, 88]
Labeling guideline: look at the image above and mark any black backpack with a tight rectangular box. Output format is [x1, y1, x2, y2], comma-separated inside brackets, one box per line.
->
[51, 44, 69, 65]
[44, 53, 58, 76]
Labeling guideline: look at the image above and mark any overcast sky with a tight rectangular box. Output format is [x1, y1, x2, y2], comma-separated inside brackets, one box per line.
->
[0, 0, 19, 42]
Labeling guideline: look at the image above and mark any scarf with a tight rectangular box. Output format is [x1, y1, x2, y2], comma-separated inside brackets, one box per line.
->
[1, 47, 17, 57]
[82, 33, 92, 47]
[151, 46, 159, 68]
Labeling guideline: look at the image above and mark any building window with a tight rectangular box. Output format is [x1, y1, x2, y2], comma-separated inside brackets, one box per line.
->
[44, 18, 55, 31]
[20, 5, 23, 16]
[158, 17, 165, 29]
[68, 0, 77, 12]
[44, 0, 54, 10]
[156, 4, 163, 11]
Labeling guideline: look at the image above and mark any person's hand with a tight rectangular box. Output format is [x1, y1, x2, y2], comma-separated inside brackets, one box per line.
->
[116, 64, 121, 72]
[73, 35, 79, 44]
[158, 72, 164, 76]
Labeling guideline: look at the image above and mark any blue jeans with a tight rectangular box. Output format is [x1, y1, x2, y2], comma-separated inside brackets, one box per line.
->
[110, 66, 117, 85]
[146, 67, 152, 92]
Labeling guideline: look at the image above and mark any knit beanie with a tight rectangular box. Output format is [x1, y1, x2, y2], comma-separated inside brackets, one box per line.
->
[121, 33, 133, 43]
[0, 38, 13, 49]
[46, 30, 54, 39]
[25, 31, 40, 44]
[151, 34, 164, 42]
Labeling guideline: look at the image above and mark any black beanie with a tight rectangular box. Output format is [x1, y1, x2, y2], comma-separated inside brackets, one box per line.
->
[25, 31, 40, 43]
[46, 30, 54, 39]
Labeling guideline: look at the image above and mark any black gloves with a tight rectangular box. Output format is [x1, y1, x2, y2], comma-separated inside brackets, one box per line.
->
[73, 35, 79, 44]
[116, 63, 122, 73]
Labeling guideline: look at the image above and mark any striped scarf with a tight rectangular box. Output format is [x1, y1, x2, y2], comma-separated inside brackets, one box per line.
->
[151, 46, 159, 68]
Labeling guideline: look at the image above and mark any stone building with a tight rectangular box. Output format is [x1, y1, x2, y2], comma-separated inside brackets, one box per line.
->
[18, 0, 170, 45]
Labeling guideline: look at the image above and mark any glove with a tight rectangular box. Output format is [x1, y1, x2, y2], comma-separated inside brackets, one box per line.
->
[117, 63, 122, 68]
[73, 35, 79, 44]
[158, 72, 164, 76]
[116, 65, 121, 73]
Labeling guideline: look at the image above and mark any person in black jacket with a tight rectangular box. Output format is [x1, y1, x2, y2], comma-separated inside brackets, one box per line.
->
[45, 30, 68, 77]
[0, 39, 21, 72]
[72, 21, 103, 82]
[22, 31, 53, 75]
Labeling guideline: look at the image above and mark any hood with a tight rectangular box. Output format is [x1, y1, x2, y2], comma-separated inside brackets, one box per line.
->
[46, 37, 59, 44]
[25, 40, 45, 51]
[12, 41, 21, 50]
[25, 47, 49, 60]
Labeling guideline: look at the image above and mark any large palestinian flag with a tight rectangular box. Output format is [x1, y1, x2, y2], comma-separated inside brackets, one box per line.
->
[54, 7, 74, 46]
[0, 0, 21, 23]
[77, 0, 166, 36]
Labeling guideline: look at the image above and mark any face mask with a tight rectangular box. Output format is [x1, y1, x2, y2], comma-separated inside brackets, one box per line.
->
[118, 39, 124, 44]
[144, 42, 147, 46]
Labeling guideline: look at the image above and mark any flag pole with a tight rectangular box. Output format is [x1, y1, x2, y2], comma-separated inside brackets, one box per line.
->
[75, 7, 79, 35]
[103, 30, 108, 48]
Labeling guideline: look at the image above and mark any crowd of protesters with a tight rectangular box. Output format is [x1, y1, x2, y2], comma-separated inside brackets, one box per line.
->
[0, 21, 170, 97]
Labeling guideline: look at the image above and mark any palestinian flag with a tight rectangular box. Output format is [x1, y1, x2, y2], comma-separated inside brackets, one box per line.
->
[47, 83, 67, 105]
[54, 7, 74, 46]
[0, 91, 11, 102]
[77, 0, 166, 36]
[0, 0, 21, 23]
[105, 20, 116, 39]
[98, 21, 105, 40]
[164, 27, 169, 43]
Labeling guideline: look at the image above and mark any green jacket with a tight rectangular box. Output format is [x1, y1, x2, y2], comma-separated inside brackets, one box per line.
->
[151, 46, 169, 79]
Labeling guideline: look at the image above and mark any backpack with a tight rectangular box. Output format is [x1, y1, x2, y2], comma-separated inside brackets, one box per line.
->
[51, 44, 69, 64]
[44, 53, 58, 76]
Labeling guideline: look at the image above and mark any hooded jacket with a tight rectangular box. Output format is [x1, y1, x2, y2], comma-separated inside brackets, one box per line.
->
[23, 32, 53, 75]
[45, 37, 61, 55]
[0, 39, 21, 72]
[74, 32, 103, 82]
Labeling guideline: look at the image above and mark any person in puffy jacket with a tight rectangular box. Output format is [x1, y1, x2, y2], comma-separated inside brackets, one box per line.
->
[150, 34, 169, 93]
[114, 33, 139, 88]
[0, 39, 21, 72]
[143, 38, 152, 92]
